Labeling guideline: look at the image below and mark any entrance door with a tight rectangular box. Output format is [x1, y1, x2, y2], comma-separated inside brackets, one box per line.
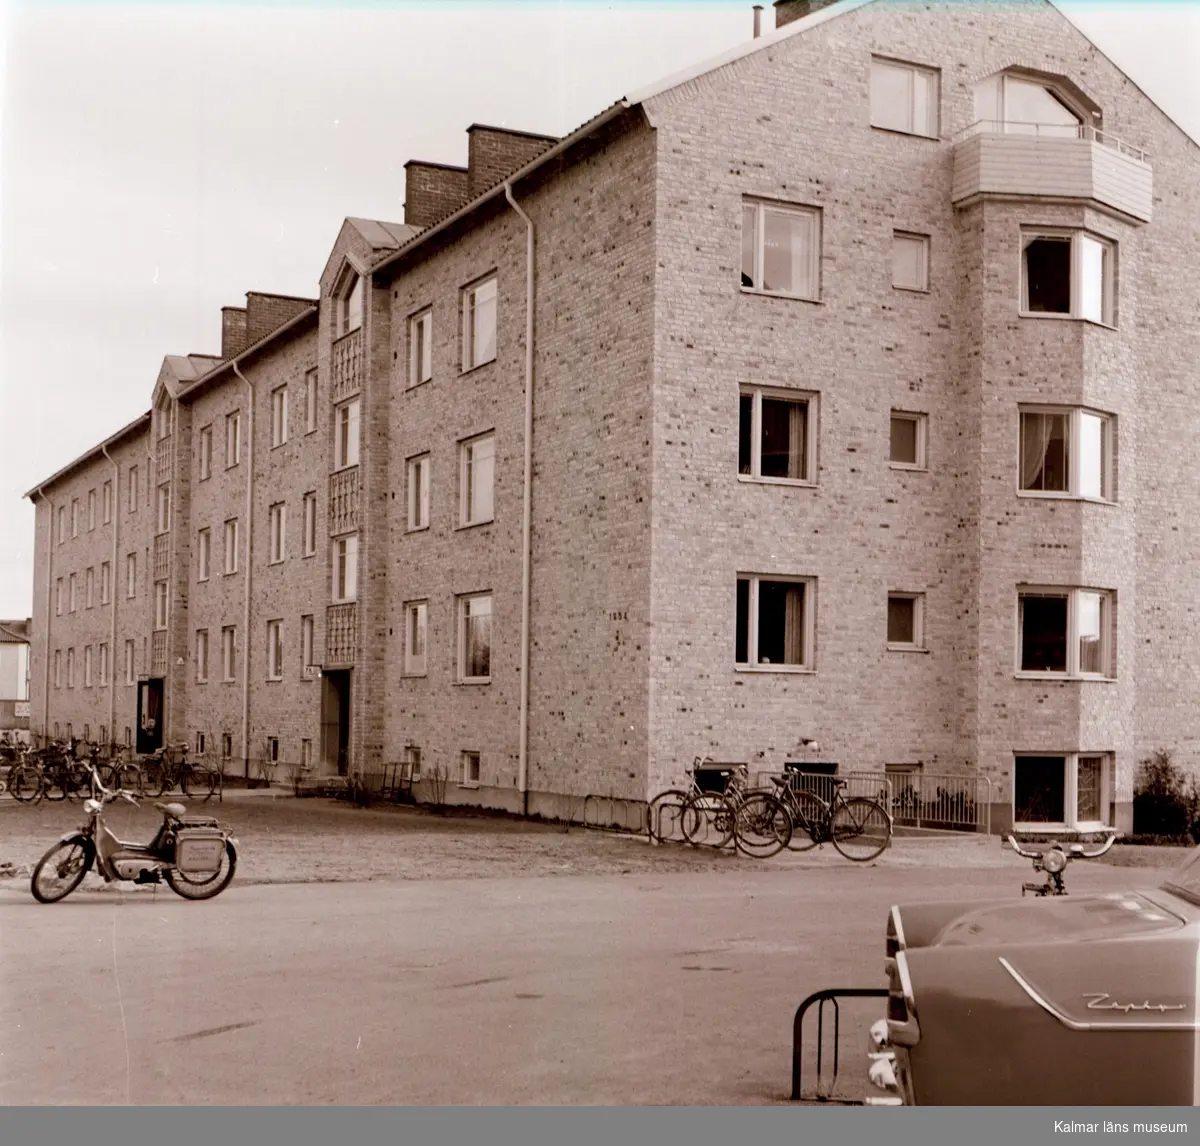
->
[136, 679, 164, 755]
[321, 670, 351, 776]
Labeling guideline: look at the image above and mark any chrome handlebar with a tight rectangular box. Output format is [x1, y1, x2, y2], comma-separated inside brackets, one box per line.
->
[1008, 832, 1118, 861]
[86, 764, 139, 807]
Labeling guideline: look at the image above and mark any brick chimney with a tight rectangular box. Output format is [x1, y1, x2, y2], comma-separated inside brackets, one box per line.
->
[244, 292, 315, 346]
[465, 124, 558, 199]
[403, 161, 470, 228]
[774, 0, 837, 28]
[221, 307, 248, 359]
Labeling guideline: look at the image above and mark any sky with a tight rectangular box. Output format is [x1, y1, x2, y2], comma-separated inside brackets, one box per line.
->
[1, 0, 1198, 619]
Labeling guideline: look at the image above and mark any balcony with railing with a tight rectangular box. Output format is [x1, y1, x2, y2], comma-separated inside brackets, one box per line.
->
[153, 533, 170, 580]
[332, 329, 362, 402]
[952, 121, 1152, 223]
[151, 630, 167, 676]
[155, 434, 172, 481]
[329, 467, 359, 536]
[325, 603, 357, 666]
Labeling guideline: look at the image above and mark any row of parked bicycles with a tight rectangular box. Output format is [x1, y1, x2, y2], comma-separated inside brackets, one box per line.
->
[647, 758, 893, 861]
[0, 738, 221, 803]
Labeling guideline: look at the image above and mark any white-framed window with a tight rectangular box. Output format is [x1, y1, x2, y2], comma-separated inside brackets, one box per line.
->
[154, 581, 168, 630]
[197, 528, 211, 581]
[88, 489, 96, 531]
[407, 453, 430, 531]
[887, 592, 926, 651]
[1021, 229, 1115, 326]
[225, 411, 242, 468]
[221, 732, 233, 760]
[301, 739, 313, 769]
[457, 593, 492, 683]
[301, 614, 314, 674]
[198, 426, 213, 481]
[266, 619, 283, 680]
[269, 503, 286, 564]
[404, 600, 427, 676]
[974, 72, 1084, 138]
[267, 737, 280, 763]
[405, 745, 422, 782]
[892, 232, 930, 292]
[126, 552, 137, 599]
[195, 629, 209, 683]
[54, 650, 62, 688]
[86, 567, 94, 608]
[336, 271, 364, 338]
[224, 518, 239, 575]
[124, 639, 135, 685]
[1017, 586, 1114, 678]
[303, 492, 317, 557]
[271, 385, 289, 448]
[222, 627, 237, 682]
[736, 574, 814, 670]
[127, 465, 139, 514]
[55, 578, 63, 616]
[102, 480, 113, 523]
[333, 535, 359, 603]
[889, 411, 928, 469]
[410, 308, 433, 387]
[100, 561, 111, 604]
[1013, 752, 1113, 830]
[57, 506, 66, 543]
[66, 648, 75, 688]
[84, 645, 93, 688]
[741, 199, 821, 300]
[1018, 406, 1113, 500]
[98, 643, 109, 686]
[460, 750, 481, 788]
[69, 573, 77, 613]
[305, 369, 318, 434]
[156, 484, 171, 534]
[462, 276, 497, 371]
[195, 731, 206, 757]
[71, 499, 79, 537]
[739, 386, 816, 483]
[334, 398, 360, 470]
[870, 56, 940, 138]
[459, 432, 495, 526]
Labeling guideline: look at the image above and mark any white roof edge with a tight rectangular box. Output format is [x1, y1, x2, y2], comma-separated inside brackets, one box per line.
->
[625, 0, 876, 107]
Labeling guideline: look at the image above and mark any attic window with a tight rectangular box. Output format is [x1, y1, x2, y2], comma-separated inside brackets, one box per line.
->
[973, 72, 1085, 138]
[336, 272, 363, 338]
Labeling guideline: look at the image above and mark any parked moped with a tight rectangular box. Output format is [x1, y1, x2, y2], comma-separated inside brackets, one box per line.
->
[1007, 831, 1117, 896]
[30, 766, 238, 903]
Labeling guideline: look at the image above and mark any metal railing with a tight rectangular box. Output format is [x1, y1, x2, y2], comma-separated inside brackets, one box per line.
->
[753, 769, 893, 806]
[887, 771, 993, 834]
[953, 119, 1149, 162]
[331, 329, 362, 402]
[325, 603, 356, 665]
[328, 467, 359, 535]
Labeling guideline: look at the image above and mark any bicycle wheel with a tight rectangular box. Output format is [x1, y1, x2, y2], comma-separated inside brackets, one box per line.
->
[10, 765, 43, 803]
[106, 763, 145, 797]
[831, 797, 892, 862]
[785, 789, 828, 852]
[42, 764, 68, 801]
[143, 760, 171, 797]
[31, 836, 95, 903]
[647, 789, 689, 842]
[680, 791, 735, 849]
[733, 791, 793, 858]
[182, 765, 217, 802]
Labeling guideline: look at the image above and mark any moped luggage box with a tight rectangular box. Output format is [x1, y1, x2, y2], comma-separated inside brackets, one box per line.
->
[174, 827, 226, 874]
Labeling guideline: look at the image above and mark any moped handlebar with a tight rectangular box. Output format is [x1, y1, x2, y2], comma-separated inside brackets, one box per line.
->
[1008, 832, 1118, 861]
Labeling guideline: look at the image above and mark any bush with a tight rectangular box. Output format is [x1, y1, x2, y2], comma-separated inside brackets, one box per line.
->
[1133, 750, 1200, 840]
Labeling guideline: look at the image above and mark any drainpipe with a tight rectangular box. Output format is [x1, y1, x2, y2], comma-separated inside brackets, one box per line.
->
[100, 446, 119, 746]
[505, 179, 535, 818]
[35, 487, 53, 740]
[233, 362, 255, 779]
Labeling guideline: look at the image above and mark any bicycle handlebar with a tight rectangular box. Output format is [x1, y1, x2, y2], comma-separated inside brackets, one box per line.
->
[1008, 832, 1118, 860]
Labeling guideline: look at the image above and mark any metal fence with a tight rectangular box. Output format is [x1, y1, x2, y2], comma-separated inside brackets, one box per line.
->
[886, 771, 992, 834]
[752, 769, 893, 806]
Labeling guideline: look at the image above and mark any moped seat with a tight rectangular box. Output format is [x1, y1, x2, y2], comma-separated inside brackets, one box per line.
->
[154, 802, 188, 820]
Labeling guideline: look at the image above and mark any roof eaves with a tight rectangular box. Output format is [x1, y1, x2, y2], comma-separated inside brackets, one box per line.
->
[24, 411, 152, 500]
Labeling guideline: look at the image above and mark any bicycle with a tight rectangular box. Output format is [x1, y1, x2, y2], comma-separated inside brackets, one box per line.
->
[142, 742, 218, 801]
[9, 741, 91, 803]
[768, 774, 892, 861]
[98, 743, 147, 797]
[676, 759, 793, 858]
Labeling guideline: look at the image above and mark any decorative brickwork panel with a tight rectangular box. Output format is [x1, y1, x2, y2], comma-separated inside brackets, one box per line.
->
[332, 330, 362, 402]
[325, 603, 356, 666]
[153, 533, 170, 580]
[328, 467, 359, 536]
[151, 631, 167, 677]
[155, 434, 171, 481]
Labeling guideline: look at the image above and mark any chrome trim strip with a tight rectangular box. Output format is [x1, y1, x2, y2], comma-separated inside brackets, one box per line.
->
[998, 957, 1200, 1031]
[890, 904, 907, 952]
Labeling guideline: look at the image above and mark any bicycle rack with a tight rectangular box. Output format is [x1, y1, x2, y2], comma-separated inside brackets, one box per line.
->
[791, 987, 888, 1103]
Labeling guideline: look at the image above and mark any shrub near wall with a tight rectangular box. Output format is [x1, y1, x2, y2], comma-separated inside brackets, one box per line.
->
[1129, 750, 1200, 845]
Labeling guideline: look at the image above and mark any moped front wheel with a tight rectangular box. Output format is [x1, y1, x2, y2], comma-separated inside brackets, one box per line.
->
[31, 836, 95, 903]
[164, 840, 238, 901]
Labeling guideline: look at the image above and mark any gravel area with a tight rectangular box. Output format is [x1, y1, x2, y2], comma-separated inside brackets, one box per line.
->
[0, 788, 1192, 895]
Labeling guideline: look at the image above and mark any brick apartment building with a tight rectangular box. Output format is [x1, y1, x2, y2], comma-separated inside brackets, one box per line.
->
[25, 0, 1200, 833]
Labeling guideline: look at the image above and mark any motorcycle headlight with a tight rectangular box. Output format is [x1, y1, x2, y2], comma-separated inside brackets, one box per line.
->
[83, 798, 102, 816]
[1042, 847, 1067, 874]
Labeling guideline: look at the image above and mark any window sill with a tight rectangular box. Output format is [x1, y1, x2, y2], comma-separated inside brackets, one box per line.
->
[268, 559, 284, 567]
[270, 442, 288, 451]
[739, 287, 821, 305]
[333, 462, 359, 475]
[458, 780, 480, 790]
[735, 665, 815, 675]
[892, 284, 930, 295]
[1014, 672, 1115, 682]
[736, 474, 817, 489]
[888, 462, 927, 473]
[402, 670, 427, 679]
[407, 377, 432, 391]
[302, 551, 316, 560]
[406, 524, 430, 535]
[460, 357, 496, 377]
[266, 676, 283, 683]
[870, 125, 941, 142]
[887, 644, 929, 653]
[1017, 312, 1117, 331]
[455, 518, 494, 532]
[1015, 490, 1116, 506]
[457, 678, 491, 686]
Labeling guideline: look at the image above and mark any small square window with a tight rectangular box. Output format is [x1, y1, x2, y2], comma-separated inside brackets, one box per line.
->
[741, 200, 821, 300]
[892, 232, 929, 291]
[887, 593, 925, 650]
[889, 411, 927, 469]
[739, 387, 816, 483]
[870, 57, 939, 138]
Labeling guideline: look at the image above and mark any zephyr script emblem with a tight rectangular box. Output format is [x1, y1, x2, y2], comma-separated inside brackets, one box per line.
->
[1082, 993, 1187, 1014]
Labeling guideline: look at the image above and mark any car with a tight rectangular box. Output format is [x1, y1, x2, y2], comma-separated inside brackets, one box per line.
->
[802, 835, 1200, 1106]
